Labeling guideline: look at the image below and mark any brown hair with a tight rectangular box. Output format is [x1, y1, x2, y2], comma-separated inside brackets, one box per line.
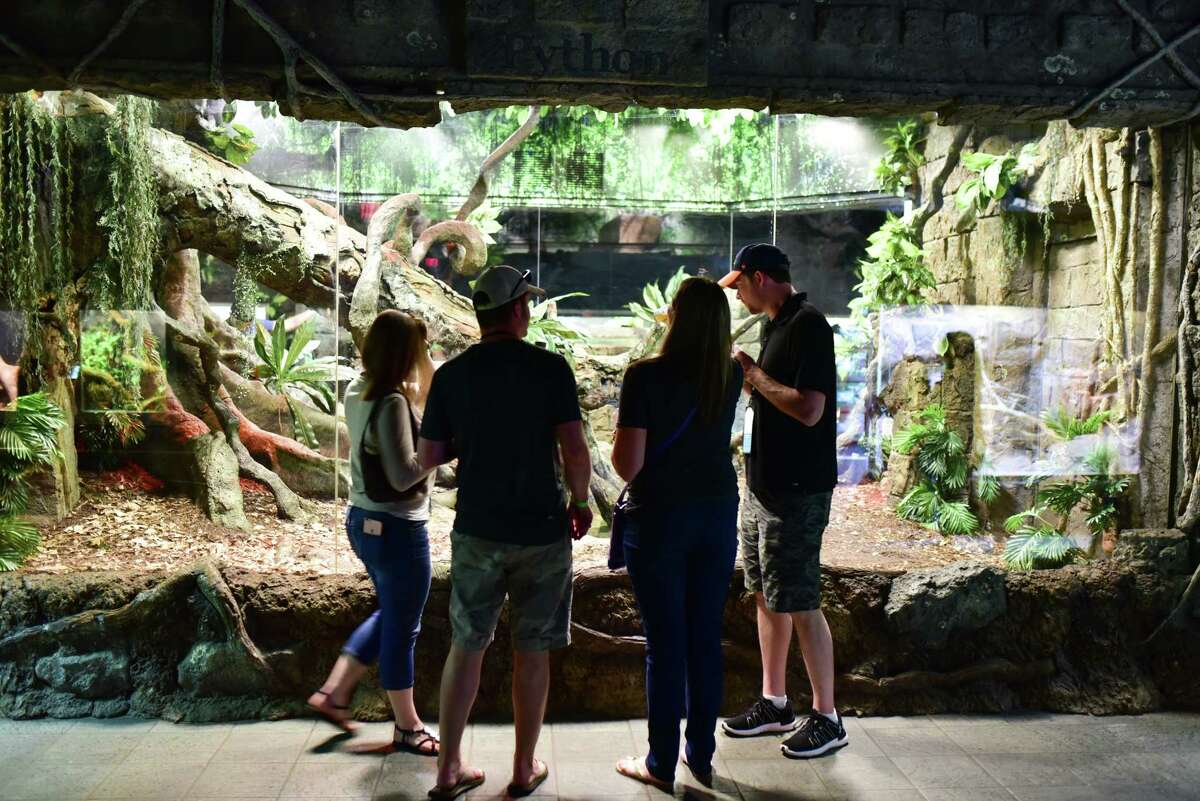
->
[648, 276, 733, 425]
[361, 310, 428, 402]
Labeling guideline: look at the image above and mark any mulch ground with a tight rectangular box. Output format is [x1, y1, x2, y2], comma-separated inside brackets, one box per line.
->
[22, 467, 997, 575]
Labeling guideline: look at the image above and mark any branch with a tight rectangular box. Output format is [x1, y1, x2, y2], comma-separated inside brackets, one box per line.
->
[1114, 0, 1200, 93]
[211, 0, 226, 99]
[0, 30, 64, 82]
[229, 0, 384, 126]
[732, 313, 765, 343]
[838, 658, 1056, 694]
[1070, 20, 1200, 120]
[910, 125, 973, 239]
[69, 0, 154, 85]
[1144, 561, 1200, 645]
[455, 106, 542, 221]
[349, 193, 422, 345]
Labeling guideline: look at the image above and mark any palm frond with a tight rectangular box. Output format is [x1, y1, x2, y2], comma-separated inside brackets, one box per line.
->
[1003, 531, 1079, 570]
[937, 500, 979, 535]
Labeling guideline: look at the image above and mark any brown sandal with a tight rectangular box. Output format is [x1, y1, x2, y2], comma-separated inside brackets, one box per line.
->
[394, 725, 440, 757]
[307, 689, 357, 733]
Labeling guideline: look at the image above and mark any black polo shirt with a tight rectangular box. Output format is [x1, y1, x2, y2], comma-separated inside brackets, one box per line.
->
[746, 292, 838, 502]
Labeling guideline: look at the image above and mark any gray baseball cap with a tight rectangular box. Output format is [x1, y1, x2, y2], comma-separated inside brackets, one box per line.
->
[471, 265, 546, 311]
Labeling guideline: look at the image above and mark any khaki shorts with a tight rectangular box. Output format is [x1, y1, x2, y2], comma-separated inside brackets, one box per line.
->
[449, 530, 573, 652]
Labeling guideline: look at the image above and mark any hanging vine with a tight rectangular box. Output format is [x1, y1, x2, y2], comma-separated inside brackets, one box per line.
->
[98, 96, 159, 310]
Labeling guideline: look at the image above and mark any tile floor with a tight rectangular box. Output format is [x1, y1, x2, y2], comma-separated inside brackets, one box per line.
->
[0, 712, 1197, 800]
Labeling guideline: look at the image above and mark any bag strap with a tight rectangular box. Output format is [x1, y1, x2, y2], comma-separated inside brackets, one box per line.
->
[646, 406, 696, 463]
[616, 406, 696, 504]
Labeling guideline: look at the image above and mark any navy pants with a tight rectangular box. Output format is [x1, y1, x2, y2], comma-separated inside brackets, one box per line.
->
[623, 495, 738, 782]
[342, 507, 432, 690]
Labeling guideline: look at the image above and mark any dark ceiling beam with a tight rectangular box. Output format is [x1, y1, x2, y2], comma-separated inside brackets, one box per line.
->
[3, 0, 1200, 128]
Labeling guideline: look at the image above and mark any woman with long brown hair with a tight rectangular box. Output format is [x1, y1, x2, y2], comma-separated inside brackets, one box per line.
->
[610, 276, 743, 790]
[307, 309, 440, 756]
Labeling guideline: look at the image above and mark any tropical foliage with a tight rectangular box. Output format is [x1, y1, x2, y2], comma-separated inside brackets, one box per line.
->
[254, 319, 343, 449]
[848, 213, 935, 325]
[79, 314, 163, 464]
[893, 404, 997, 536]
[199, 101, 258, 166]
[955, 144, 1038, 215]
[0, 393, 66, 570]
[1003, 410, 1129, 570]
[626, 267, 688, 332]
[250, 105, 882, 213]
[873, 119, 925, 196]
[526, 293, 588, 368]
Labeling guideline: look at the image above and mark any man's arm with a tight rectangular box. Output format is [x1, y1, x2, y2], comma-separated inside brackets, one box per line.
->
[734, 350, 825, 426]
[556, 420, 593, 539]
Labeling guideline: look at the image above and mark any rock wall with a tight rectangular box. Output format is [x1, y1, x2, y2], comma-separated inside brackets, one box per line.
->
[1, 559, 1197, 722]
[914, 123, 1191, 530]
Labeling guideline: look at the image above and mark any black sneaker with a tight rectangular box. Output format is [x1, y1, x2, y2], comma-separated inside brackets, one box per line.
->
[780, 711, 848, 758]
[721, 697, 797, 737]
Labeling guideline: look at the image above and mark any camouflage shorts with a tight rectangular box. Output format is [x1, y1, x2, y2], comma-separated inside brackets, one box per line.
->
[449, 531, 573, 652]
[739, 490, 832, 613]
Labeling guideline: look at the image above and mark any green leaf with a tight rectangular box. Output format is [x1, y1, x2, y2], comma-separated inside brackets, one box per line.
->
[983, 159, 1005, 195]
[938, 501, 979, 535]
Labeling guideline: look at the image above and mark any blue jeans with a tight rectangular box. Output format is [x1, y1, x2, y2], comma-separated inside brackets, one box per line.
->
[342, 507, 432, 690]
[623, 495, 738, 782]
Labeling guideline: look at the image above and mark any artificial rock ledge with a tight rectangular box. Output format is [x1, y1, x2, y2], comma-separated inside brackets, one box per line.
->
[0, 556, 1197, 722]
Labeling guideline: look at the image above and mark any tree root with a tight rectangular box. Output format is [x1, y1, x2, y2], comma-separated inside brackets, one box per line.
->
[839, 658, 1056, 694]
[0, 559, 272, 684]
[165, 315, 305, 520]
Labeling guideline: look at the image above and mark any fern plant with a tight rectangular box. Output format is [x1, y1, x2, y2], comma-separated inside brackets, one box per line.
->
[893, 404, 995, 535]
[526, 293, 588, 368]
[254, 319, 342, 449]
[1003, 412, 1129, 570]
[0, 392, 66, 570]
[1041, 407, 1111, 441]
[874, 119, 925, 196]
[1002, 508, 1081, 570]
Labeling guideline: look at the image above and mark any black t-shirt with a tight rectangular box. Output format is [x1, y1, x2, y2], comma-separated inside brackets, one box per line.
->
[617, 358, 743, 510]
[747, 292, 838, 501]
[420, 338, 582, 545]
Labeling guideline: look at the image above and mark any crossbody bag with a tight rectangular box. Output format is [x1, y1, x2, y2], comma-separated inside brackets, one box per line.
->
[608, 407, 697, 570]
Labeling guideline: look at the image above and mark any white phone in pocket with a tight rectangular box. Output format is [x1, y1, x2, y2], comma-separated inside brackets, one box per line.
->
[363, 518, 383, 536]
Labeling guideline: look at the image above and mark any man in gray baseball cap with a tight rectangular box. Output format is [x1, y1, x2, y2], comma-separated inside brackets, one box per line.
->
[469, 264, 546, 311]
[419, 264, 592, 799]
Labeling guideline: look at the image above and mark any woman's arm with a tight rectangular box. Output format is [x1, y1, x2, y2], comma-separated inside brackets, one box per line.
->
[611, 426, 647, 483]
[376, 394, 435, 492]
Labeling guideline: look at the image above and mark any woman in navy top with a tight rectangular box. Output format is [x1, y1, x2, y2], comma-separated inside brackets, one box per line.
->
[611, 276, 743, 790]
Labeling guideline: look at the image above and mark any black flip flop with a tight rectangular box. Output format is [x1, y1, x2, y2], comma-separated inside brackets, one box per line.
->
[506, 759, 549, 798]
[428, 769, 486, 800]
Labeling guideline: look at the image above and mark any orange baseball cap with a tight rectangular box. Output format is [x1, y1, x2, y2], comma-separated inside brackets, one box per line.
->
[719, 243, 791, 288]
